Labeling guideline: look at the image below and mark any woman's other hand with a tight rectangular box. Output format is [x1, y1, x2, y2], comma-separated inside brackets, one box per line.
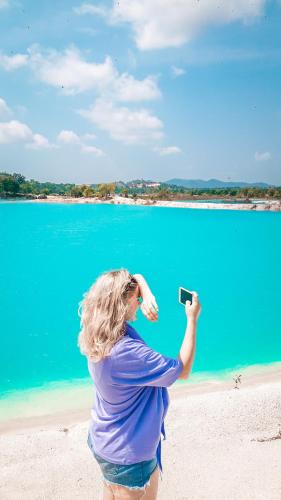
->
[141, 294, 159, 322]
[185, 292, 201, 321]
[133, 274, 159, 322]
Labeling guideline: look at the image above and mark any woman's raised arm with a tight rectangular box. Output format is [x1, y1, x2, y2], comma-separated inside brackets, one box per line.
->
[133, 274, 159, 322]
[178, 292, 201, 379]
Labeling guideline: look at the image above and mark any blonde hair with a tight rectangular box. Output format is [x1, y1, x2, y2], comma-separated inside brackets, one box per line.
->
[78, 269, 138, 362]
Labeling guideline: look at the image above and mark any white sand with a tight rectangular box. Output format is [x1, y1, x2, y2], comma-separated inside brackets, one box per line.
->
[1, 368, 281, 499]
[31, 195, 281, 212]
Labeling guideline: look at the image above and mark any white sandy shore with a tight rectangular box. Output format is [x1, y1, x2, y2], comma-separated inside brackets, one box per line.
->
[1, 366, 281, 500]
[30, 194, 281, 212]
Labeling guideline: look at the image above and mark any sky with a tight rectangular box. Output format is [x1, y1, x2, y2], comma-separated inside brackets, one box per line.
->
[0, 0, 280, 184]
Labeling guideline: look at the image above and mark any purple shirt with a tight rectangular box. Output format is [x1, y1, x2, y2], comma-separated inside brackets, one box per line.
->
[88, 323, 183, 472]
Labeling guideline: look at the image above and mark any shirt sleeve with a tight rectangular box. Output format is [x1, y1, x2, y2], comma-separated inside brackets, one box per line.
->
[112, 339, 183, 388]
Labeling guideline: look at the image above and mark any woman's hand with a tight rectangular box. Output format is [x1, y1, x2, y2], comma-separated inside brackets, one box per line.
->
[141, 294, 159, 322]
[133, 274, 159, 322]
[185, 292, 201, 321]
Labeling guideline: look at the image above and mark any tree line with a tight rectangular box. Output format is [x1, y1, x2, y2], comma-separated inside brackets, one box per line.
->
[0, 171, 280, 200]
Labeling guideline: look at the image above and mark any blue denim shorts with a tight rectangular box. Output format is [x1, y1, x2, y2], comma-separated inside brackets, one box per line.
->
[87, 434, 158, 490]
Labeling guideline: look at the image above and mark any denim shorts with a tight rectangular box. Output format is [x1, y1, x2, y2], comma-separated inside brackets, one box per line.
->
[87, 434, 158, 490]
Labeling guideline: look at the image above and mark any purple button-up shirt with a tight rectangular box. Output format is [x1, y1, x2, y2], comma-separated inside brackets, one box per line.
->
[88, 323, 183, 473]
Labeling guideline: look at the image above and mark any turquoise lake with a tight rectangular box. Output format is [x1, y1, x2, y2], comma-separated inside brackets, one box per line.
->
[1, 202, 280, 399]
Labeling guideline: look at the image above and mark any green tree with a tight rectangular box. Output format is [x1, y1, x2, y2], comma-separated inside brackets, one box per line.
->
[153, 186, 170, 200]
[69, 186, 83, 197]
[83, 186, 95, 197]
[2, 176, 20, 194]
[12, 173, 25, 184]
[97, 183, 116, 198]
[20, 182, 32, 194]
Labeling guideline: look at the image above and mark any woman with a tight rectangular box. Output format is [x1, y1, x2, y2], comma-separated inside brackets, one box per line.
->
[78, 270, 201, 499]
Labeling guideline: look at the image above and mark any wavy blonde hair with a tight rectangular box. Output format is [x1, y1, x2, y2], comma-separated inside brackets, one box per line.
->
[78, 269, 138, 362]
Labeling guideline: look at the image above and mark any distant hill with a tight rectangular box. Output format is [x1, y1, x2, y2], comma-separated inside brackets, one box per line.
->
[164, 178, 272, 189]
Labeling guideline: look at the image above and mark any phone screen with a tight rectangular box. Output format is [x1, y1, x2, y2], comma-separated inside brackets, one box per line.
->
[179, 287, 193, 305]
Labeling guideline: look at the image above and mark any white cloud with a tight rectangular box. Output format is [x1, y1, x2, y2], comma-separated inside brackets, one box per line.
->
[154, 145, 182, 156]
[81, 144, 104, 156]
[79, 98, 164, 144]
[73, 3, 106, 16]
[0, 120, 32, 144]
[26, 133, 57, 150]
[0, 45, 163, 148]
[0, 53, 28, 70]
[0, 119, 54, 150]
[113, 73, 161, 102]
[254, 151, 271, 161]
[27, 46, 115, 95]
[0, 97, 12, 118]
[58, 129, 81, 145]
[171, 66, 186, 77]
[111, 0, 266, 50]
[2, 45, 161, 101]
[57, 129, 104, 156]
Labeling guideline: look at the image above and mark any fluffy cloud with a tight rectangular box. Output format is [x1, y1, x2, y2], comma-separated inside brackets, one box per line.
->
[25, 133, 57, 150]
[111, 0, 266, 50]
[27, 46, 115, 95]
[113, 73, 160, 102]
[80, 144, 104, 156]
[57, 129, 104, 156]
[79, 98, 164, 144]
[0, 118, 55, 149]
[0, 53, 28, 70]
[254, 151, 271, 161]
[0, 120, 32, 144]
[1, 46, 161, 101]
[0, 97, 53, 148]
[57, 130, 81, 145]
[154, 145, 182, 156]
[0, 97, 11, 118]
[0, 45, 164, 148]
[171, 66, 186, 77]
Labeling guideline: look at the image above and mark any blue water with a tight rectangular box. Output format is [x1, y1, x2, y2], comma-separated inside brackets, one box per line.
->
[1, 202, 280, 398]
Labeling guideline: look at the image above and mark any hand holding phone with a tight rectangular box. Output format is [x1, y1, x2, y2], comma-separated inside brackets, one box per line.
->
[179, 287, 201, 320]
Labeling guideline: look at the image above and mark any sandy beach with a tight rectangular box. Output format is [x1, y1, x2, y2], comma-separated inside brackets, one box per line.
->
[30, 195, 281, 212]
[1, 366, 281, 500]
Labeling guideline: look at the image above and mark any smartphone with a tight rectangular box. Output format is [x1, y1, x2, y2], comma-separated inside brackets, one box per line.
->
[179, 287, 193, 306]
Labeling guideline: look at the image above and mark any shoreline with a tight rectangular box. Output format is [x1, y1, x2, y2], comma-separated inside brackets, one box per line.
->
[19, 194, 281, 211]
[1, 362, 280, 434]
[1, 364, 281, 499]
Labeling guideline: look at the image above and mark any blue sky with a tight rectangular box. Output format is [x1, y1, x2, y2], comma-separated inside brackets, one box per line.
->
[0, 0, 280, 184]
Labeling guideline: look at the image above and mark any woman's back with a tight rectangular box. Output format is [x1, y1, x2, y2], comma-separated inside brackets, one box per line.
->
[88, 322, 182, 469]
